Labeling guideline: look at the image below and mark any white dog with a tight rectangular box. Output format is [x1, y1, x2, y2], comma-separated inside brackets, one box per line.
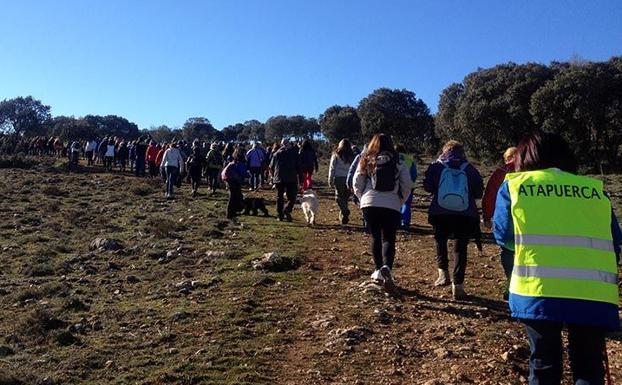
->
[301, 189, 319, 226]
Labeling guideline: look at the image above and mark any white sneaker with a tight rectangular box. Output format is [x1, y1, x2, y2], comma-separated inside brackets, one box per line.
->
[370, 270, 383, 282]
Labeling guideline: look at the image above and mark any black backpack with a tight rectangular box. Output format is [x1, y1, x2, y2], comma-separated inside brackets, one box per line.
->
[371, 151, 398, 192]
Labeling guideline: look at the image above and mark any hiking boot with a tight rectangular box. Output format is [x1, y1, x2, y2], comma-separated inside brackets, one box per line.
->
[285, 213, 293, 222]
[341, 215, 349, 225]
[380, 266, 400, 297]
[370, 269, 383, 283]
[452, 284, 467, 300]
[434, 269, 450, 287]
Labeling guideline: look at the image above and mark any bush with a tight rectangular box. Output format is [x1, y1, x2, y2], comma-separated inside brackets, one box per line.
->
[0, 155, 38, 169]
[17, 309, 67, 338]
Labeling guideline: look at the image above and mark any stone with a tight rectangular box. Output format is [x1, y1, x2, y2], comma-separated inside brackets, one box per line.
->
[90, 238, 122, 251]
[251, 252, 300, 272]
[0, 345, 14, 357]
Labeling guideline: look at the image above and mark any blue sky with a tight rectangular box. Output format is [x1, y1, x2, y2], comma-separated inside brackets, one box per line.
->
[1, 0, 621, 130]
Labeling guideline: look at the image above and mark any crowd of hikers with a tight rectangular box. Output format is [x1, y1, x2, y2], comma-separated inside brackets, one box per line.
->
[2, 130, 620, 385]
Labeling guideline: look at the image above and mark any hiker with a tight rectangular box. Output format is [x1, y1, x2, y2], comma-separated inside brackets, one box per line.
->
[69, 141, 81, 169]
[84, 139, 97, 166]
[396, 144, 418, 229]
[347, 144, 368, 227]
[146, 140, 160, 178]
[205, 142, 223, 195]
[270, 139, 301, 222]
[354, 134, 412, 294]
[329, 139, 355, 225]
[134, 138, 148, 177]
[299, 139, 319, 191]
[117, 141, 129, 172]
[105, 139, 115, 171]
[482, 146, 517, 298]
[246, 143, 266, 191]
[222, 149, 249, 219]
[493, 131, 621, 385]
[186, 144, 204, 197]
[423, 140, 483, 300]
[161, 141, 184, 199]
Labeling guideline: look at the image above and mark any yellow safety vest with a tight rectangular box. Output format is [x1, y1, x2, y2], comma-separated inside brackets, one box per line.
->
[506, 169, 618, 305]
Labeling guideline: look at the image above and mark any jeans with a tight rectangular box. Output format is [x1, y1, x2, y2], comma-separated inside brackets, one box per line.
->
[334, 177, 351, 221]
[522, 319, 606, 385]
[276, 182, 297, 218]
[227, 181, 243, 218]
[249, 166, 262, 189]
[362, 207, 400, 270]
[400, 190, 414, 226]
[165, 166, 179, 196]
[432, 214, 471, 285]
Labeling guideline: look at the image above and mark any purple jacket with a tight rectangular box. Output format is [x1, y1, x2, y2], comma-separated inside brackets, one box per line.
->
[423, 152, 484, 219]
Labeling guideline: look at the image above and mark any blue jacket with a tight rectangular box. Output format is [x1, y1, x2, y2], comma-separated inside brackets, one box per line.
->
[493, 180, 622, 330]
[346, 153, 362, 190]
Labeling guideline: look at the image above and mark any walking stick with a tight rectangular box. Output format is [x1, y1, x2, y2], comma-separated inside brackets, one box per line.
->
[604, 342, 613, 385]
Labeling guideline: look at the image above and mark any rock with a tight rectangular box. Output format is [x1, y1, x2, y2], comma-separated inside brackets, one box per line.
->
[330, 326, 373, 346]
[253, 276, 276, 287]
[126, 275, 140, 284]
[54, 331, 79, 346]
[434, 347, 450, 359]
[251, 252, 300, 272]
[90, 238, 122, 251]
[501, 351, 510, 361]
[0, 345, 14, 357]
[172, 311, 190, 321]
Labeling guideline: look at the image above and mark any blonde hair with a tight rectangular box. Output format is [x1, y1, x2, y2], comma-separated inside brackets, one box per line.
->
[503, 147, 517, 163]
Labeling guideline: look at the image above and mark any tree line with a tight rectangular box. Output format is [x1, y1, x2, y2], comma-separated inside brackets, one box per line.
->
[1, 56, 621, 170]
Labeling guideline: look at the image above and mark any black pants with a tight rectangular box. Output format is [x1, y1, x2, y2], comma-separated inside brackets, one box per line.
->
[206, 168, 219, 192]
[149, 161, 158, 177]
[523, 319, 606, 385]
[362, 207, 400, 270]
[249, 166, 262, 189]
[135, 159, 145, 177]
[227, 182, 243, 218]
[431, 214, 472, 285]
[85, 151, 93, 165]
[276, 182, 297, 218]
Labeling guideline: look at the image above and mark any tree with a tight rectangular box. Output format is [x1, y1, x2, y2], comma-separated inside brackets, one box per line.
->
[435, 83, 464, 142]
[530, 60, 622, 171]
[182, 117, 218, 141]
[242, 119, 265, 142]
[452, 63, 554, 160]
[0, 96, 51, 136]
[221, 123, 246, 142]
[319, 105, 361, 144]
[264, 115, 290, 142]
[81, 114, 140, 139]
[357, 88, 435, 154]
[148, 125, 181, 143]
[48, 116, 92, 140]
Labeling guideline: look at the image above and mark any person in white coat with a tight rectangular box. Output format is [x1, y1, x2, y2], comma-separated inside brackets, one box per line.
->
[354, 133, 412, 295]
[161, 142, 185, 199]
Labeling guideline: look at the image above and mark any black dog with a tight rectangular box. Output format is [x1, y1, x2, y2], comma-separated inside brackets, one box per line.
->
[243, 198, 269, 216]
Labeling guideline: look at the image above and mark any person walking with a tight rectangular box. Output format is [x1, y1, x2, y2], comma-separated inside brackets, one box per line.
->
[146, 140, 160, 178]
[205, 143, 223, 195]
[270, 139, 301, 222]
[246, 143, 266, 191]
[329, 139, 355, 225]
[84, 139, 97, 166]
[482, 146, 517, 298]
[423, 140, 483, 300]
[354, 134, 412, 295]
[299, 139, 319, 191]
[395, 144, 418, 229]
[117, 141, 129, 172]
[104, 139, 116, 171]
[134, 138, 148, 177]
[222, 149, 249, 219]
[493, 131, 621, 385]
[186, 145, 204, 197]
[161, 142, 184, 199]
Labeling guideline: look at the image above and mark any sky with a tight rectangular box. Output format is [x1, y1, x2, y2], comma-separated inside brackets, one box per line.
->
[0, 0, 621, 130]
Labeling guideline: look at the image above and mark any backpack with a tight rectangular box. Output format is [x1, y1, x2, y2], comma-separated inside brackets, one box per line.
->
[371, 152, 398, 192]
[437, 162, 470, 211]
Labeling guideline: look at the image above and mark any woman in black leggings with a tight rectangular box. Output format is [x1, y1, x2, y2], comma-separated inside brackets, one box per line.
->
[353, 134, 412, 296]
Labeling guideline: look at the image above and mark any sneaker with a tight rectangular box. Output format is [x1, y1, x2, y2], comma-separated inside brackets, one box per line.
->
[452, 284, 467, 300]
[277, 216, 284, 222]
[380, 266, 400, 297]
[370, 270, 383, 282]
[434, 269, 450, 287]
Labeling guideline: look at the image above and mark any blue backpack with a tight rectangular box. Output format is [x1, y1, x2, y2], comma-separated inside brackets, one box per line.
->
[437, 162, 469, 211]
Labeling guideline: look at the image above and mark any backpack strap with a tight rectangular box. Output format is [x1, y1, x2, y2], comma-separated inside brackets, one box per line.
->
[459, 162, 469, 171]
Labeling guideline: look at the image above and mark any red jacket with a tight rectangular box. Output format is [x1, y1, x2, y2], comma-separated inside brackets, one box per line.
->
[155, 149, 165, 166]
[146, 145, 159, 162]
[482, 162, 515, 222]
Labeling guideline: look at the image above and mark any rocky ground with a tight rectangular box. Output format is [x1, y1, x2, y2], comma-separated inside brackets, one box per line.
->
[0, 157, 621, 385]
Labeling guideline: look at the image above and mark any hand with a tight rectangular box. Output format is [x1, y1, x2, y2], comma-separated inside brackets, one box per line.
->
[483, 219, 492, 229]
